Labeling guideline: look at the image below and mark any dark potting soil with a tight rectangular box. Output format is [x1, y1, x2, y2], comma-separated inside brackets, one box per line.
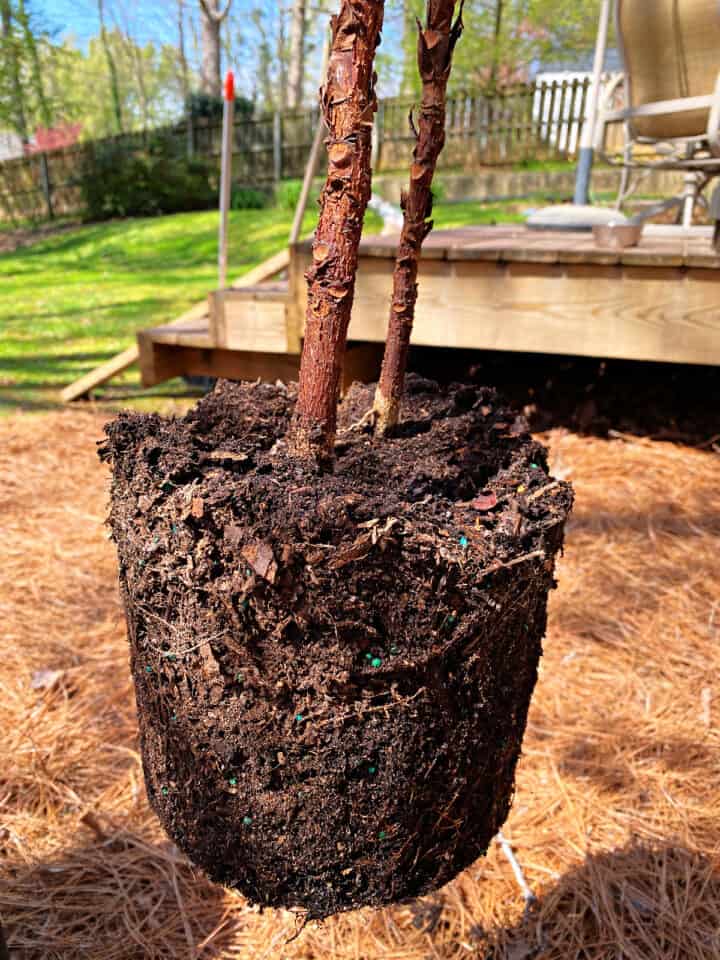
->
[100, 376, 573, 918]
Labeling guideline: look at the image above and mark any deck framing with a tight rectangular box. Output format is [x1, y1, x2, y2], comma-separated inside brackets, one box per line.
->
[129, 225, 720, 394]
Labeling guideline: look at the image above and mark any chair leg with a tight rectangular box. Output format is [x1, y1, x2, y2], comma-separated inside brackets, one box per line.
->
[616, 165, 632, 211]
[680, 172, 702, 228]
[709, 182, 720, 251]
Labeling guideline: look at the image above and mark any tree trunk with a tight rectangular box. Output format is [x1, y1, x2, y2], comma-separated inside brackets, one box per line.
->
[177, 0, 194, 156]
[277, 9, 287, 112]
[200, 5, 221, 96]
[0, 0, 28, 142]
[97, 0, 124, 134]
[400, 0, 417, 95]
[288, 0, 306, 109]
[289, 0, 385, 462]
[199, 0, 231, 97]
[177, 0, 190, 99]
[488, 0, 504, 93]
[125, 32, 150, 128]
[17, 0, 51, 128]
[372, 0, 462, 435]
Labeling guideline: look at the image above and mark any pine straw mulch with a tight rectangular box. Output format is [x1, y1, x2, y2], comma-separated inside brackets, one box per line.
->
[0, 410, 718, 960]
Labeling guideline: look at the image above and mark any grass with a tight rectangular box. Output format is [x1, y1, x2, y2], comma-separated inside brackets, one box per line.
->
[0, 198, 531, 415]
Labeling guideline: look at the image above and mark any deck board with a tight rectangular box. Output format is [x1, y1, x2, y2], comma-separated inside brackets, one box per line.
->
[136, 224, 720, 391]
[298, 224, 720, 269]
[291, 224, 720, 367]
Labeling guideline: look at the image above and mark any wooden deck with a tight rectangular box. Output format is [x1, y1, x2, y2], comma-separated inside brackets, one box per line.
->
[137, 224, 720, 388]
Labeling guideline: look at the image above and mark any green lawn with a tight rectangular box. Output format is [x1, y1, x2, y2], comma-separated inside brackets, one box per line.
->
[0, 199, 528, 415]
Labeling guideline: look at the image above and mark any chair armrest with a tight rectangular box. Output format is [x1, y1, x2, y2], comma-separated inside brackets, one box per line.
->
[602, 94, 715, 126]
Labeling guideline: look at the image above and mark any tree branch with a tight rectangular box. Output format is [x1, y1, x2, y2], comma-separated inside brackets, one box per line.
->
[199, 0, 231, 24]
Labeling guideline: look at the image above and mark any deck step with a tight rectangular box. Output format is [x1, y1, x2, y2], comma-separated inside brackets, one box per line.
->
[209, 282, 292, 354]
[142, 315, 214, 350]
[136, 315, 302, 388]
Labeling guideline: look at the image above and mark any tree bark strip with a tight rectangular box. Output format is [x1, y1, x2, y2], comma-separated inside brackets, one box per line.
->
[290, 0, 385, 462]
[373, 0, 462, 435]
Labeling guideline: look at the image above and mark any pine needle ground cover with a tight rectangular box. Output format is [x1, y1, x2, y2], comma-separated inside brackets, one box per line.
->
[1, 410, 717, 959]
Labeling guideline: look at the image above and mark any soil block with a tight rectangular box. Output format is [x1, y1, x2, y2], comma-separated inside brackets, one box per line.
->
[100, 376, 573, 918]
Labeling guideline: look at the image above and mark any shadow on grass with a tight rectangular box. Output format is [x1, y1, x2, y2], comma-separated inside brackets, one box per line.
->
[0, 390, 65, 413]
[10, 212, 294, 277]
[2, 297, 174, 326]
[0, 351, 119, 371]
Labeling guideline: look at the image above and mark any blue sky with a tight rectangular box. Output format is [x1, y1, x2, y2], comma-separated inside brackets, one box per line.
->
[34, 0, 407, 101]
[38, 0, 179, 47]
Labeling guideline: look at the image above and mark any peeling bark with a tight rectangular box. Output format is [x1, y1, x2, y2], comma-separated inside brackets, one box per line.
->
[289, 0, 385, 462]
[373, 0, 463, 435]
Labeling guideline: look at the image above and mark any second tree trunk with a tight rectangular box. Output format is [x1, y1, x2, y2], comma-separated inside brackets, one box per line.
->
[373, 0, 462, 435]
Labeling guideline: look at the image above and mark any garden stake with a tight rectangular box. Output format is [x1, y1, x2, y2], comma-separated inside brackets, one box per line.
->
[372, 0, 463, 434]
[218, 70, 235, 290]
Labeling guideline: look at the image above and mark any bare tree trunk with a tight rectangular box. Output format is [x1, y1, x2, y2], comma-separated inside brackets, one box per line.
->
[288, 0, 306, 109]
[177, 0, 194, 155]
[17, 0, 51, 127]
[97, 0, 124, 133]
[372, 0, 463, 435]
[277, 9, 287, 112]
[488, 0, 504, 93]
[289, 0, 385, 462]
[121, 26, 150, 128]
[0, 0, 28, 141]
[199, 0, 231, 97]
[400, 0, 416, 95]
[177, 0, 190, 99]
[251, 10, 275, 110]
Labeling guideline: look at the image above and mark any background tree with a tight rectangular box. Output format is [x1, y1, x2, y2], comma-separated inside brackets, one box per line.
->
[0, 0, 29, 140]
[97, 0, 124, 132]
[450, 0, 602, 91]
[287, 0, 306, 109]
[16, 0, 50, 127]
[199, 0, 231, 97]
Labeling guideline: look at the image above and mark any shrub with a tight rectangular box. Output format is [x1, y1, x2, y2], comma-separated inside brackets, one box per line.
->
[80, 134, 216, 220]
[275, 178, 303, 212]
[431, 177, 447, 203]
[231, 185, 268, 210]
[186, 92, 254, 123]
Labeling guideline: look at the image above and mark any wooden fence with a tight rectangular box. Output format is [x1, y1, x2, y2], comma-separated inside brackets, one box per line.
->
[0, 78, 590, 223]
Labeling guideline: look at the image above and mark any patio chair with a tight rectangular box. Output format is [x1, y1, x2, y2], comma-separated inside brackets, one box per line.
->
[594, 0, 720, 230]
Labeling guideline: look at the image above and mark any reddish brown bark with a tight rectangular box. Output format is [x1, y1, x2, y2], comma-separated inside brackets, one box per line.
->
[373, 0, 463, 435]
[289, 0, 385, 462]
